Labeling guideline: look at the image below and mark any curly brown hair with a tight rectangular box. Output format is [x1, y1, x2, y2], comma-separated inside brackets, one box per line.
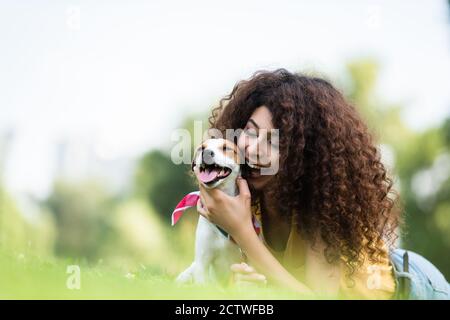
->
[209, 69, 401, 278]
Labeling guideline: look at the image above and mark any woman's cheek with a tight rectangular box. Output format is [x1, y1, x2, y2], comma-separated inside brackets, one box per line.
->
[237, 133, 246, 151]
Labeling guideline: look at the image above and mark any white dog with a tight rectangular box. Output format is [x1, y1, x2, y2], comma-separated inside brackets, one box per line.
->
[173, 138, 250, 286]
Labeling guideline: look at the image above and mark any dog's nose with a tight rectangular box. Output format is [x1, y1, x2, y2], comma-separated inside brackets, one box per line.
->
[202, 149, 215, 164]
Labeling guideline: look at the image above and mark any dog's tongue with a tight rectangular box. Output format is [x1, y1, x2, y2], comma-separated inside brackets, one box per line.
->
[198, 169, 219, 183]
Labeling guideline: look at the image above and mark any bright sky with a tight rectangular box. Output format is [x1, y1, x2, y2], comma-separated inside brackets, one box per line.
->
[1, 0, 449, 198]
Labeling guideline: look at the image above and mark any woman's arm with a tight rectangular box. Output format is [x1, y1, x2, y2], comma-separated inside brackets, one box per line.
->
[229, 243, 341, 298]
[233, 222, 315, 296]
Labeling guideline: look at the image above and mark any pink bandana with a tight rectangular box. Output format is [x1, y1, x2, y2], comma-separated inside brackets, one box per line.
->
[171, 191, 202, 226]
[171, 191, 263, 240]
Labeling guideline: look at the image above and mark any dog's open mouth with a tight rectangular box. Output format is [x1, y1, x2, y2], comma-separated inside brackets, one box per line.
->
[198, 163, 232, 185]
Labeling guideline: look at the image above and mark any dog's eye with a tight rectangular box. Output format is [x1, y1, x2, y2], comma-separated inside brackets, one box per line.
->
[223, 146, 233, 152]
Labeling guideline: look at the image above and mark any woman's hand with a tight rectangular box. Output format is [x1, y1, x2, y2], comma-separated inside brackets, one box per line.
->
[230, 262, 267, 287]
[196, 177, 254, 239]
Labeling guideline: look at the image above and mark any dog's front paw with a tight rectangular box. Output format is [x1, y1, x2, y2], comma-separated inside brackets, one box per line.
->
[175, 272, 193, 284]
[175, 263, 196, 285]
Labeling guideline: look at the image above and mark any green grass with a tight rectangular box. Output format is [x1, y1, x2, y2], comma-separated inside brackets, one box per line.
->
[0, 249, 309, 300]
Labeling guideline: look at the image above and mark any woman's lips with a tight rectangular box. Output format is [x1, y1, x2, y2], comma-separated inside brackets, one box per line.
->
[245, 158, 271, 169]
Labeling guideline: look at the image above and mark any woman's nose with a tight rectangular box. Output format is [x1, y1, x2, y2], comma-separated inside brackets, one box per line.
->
[238, 133, 256, 159]
[237, 133, 249, 156]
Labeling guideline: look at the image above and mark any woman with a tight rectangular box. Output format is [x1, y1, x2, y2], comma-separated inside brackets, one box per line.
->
[197, 69, 449, 299]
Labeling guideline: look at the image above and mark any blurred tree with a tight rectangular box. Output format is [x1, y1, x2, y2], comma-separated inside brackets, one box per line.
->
[346, 58, 414, 147]
[134, 150, 194, 222]
[45, 179, 114, 261]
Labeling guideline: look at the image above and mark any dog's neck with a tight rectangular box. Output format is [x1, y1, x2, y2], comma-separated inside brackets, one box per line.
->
[216, 177, 239, 197]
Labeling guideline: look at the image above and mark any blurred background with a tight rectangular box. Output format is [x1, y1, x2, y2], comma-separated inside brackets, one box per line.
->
[0, 0, 449, 294]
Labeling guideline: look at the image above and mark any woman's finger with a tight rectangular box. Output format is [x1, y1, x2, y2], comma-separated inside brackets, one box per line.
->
[236, 177, 251, 201]
[199, 192, 214, 219]
[198, 190, 208, 210]
[198, 184, 214, 209]
[230, 263, 255, 274]
[197, 198, 209, 219]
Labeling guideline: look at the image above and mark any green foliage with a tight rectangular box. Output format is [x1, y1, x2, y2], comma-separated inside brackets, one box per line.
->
[45, 179, 115, 261]
[98, 198, 187, 273]
[134, 150, 194, 222]
[44, 178, 194, 272]
[0, 188, 55, 257]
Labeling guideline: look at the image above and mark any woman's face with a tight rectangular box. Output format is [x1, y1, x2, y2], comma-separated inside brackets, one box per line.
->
[237, 106, 280, 191]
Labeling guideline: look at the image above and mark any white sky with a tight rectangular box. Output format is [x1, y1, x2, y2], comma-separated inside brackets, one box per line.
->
[0, 0, 449, 198]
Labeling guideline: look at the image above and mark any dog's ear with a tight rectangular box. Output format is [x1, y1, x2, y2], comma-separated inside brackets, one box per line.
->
[191, 151, 196, 172]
